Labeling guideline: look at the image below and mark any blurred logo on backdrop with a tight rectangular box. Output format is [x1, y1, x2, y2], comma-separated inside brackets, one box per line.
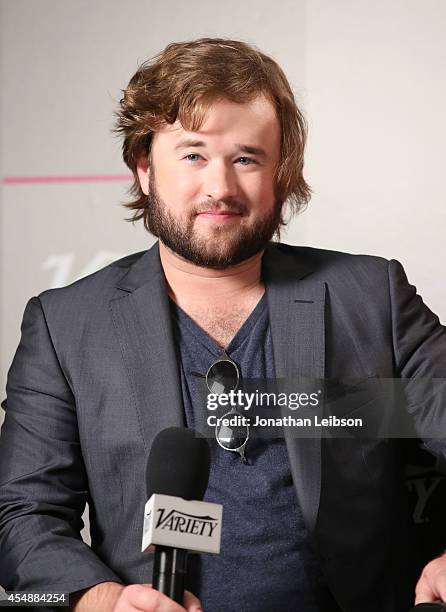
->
[43, 251, 126, 287]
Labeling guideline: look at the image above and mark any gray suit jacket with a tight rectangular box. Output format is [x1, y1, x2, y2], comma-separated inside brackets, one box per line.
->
[1, 240, 445, 612]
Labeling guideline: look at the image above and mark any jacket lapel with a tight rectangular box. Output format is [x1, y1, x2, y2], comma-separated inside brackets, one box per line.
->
[109, 241, 185, 454]
[262, 244, 326, 535]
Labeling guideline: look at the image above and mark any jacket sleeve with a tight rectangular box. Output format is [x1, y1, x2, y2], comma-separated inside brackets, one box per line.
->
[388, 259, 446, 458]
[0, 296, 123, 594]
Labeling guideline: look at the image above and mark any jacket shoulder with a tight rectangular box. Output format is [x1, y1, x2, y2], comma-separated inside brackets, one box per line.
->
[271, 241, 390, 276]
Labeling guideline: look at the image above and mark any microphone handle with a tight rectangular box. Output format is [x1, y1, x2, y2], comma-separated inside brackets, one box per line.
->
[152, 545, 188, 604]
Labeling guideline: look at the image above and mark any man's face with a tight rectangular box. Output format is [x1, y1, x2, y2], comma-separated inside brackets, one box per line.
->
[136, 94, 282, 269]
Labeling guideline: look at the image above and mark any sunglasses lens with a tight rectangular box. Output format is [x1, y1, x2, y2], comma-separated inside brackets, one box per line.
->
[207, 359, 239, 394]
[206, 355, 249, 463]
[216, 419, 248, 451]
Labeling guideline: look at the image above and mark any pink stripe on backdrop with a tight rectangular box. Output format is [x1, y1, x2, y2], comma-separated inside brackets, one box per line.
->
[2, 174, 133, 185]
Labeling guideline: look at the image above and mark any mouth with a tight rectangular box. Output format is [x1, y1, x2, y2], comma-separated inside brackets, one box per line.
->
[196, 210, 242, 220]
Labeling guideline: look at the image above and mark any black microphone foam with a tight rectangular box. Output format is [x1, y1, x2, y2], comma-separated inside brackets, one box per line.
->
[146, 427, 211, 501]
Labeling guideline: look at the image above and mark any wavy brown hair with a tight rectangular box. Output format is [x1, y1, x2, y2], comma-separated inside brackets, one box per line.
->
[114, 37, 311, 238]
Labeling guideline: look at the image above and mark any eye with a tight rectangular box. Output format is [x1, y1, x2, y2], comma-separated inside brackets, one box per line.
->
[237, 157, 256, 166]
[184, 153, 203, 162]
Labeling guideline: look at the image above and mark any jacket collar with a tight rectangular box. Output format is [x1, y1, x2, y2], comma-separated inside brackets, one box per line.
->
[114, 239, 315, 293]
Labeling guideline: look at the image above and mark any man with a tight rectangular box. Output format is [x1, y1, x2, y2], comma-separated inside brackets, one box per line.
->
[1, 37, 446, 612]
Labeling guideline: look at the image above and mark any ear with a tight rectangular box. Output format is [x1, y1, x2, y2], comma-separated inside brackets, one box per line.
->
[136, 155, 150, 196]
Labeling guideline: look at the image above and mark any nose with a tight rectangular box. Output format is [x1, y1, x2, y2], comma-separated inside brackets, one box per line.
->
[202, 161, 239, 202]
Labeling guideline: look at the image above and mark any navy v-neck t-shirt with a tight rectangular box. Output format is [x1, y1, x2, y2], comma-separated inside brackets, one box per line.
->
[168, 291, 329, 611]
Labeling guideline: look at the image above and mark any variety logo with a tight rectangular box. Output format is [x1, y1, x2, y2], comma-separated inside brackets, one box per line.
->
[406, 471, 444, 524]
[155, 508, 218, 538]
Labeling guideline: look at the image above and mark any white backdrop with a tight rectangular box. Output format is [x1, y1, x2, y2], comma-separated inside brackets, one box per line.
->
[1, 0, 445, 546]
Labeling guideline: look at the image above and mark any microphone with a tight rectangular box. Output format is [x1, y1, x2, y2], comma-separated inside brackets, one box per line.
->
[142, 427, 222, 604]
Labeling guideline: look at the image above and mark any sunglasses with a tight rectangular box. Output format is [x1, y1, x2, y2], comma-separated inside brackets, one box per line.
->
[192, 349, 249, 464]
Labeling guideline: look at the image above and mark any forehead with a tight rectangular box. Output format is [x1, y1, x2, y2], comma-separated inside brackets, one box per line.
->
[153, 94, 280, 151]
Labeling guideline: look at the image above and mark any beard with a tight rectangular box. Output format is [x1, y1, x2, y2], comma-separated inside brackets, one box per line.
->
[144, 168, 283, 269]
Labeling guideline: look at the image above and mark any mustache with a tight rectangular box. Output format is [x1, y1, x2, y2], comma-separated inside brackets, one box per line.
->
[195, 201, 244, 215]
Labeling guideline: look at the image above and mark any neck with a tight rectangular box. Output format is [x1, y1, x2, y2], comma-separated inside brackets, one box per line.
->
[158, 241, 265, 303]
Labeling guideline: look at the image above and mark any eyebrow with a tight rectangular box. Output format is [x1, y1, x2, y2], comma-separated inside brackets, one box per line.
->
[174, 139, 268, 158]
